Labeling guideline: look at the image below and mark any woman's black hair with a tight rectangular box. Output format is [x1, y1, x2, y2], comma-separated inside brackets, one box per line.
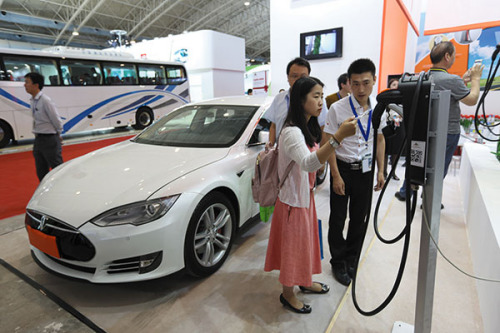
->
[284, 76, 323, 147]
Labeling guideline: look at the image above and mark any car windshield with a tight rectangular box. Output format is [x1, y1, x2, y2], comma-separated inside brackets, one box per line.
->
[133, 104, 258, 147]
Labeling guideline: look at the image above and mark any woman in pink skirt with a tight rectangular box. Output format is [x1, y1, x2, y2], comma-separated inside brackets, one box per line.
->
[264, 76, 356, 314]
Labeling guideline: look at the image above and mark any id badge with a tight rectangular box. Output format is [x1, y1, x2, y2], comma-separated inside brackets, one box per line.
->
[362, 152, 372, 173]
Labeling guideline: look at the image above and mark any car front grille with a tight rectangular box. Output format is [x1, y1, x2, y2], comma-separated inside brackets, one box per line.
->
[44, 253, 96, 274]
[25, 210, 96, 261]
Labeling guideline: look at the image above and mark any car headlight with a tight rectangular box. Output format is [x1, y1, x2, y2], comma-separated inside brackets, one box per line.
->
[91, 195, 179, 227]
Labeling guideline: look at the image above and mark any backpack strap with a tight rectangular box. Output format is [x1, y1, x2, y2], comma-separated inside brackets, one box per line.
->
[276, 125, 295, 190]
[278, 160, 295, 190]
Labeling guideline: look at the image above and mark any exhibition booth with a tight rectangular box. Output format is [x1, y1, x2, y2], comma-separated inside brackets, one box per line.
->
[1, 0, 500, 332]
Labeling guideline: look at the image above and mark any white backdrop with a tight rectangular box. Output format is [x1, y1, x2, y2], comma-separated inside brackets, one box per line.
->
[270, 0, 383, 97]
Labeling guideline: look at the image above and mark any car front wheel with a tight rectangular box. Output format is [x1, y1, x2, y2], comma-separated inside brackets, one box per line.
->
[184, 192, 236, 277]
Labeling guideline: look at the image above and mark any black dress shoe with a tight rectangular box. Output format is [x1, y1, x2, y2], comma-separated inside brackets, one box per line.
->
[299, 281, 330, 294]
[395, 192, 405, 202]
[279, 294, 312, 314]
[420, 203, 444, 209]
[392, 175, 400, 181]
[346, 262, 356, 279]
[332, 265, 351, 286]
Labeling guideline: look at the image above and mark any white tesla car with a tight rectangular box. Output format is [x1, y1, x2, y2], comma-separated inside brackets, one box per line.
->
[25, 95, 272, 283]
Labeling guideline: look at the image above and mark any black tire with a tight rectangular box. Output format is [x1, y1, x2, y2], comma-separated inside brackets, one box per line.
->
[0, 120, 13, 148]
[315, 163, 329, 186]
[133, 107, 154, 130]
[184, 192, 236, 277]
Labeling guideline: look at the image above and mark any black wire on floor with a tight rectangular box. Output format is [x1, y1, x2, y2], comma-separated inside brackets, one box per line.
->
[0, 257, 106, 333]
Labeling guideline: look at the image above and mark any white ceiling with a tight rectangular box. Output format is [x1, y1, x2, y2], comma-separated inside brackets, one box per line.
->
[0, 0, 270, 62]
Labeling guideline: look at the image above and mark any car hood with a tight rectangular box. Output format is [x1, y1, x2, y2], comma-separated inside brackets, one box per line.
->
[28, 140, 229, 226]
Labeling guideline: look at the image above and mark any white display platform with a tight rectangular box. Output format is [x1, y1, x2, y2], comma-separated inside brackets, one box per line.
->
[392, 321, 414, 333]
[459, 141, 500, 333]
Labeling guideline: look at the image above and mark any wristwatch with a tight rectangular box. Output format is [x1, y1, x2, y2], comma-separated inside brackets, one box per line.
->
[329, 135, 340, 148]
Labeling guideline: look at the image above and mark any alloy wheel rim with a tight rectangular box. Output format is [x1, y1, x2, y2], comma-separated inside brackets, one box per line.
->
[193, 203, 232, 267]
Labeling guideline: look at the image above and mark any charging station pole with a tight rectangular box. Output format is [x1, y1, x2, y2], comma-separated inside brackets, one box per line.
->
[414, 89, 450, 333]
[408, 90, 450, 333]
[393, 89, 450, 333]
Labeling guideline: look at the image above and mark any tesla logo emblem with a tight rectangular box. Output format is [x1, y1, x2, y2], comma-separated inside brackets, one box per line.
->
[39, 216, 47, 231]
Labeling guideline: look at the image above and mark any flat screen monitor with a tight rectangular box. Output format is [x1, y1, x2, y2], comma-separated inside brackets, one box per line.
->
[300, 27, 343, 60]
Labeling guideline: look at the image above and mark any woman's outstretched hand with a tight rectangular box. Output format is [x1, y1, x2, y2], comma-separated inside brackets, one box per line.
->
[335, 116, 357, 142]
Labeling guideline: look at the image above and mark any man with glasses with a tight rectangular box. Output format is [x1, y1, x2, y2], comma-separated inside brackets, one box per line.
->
[394, 41, 483, 206]
[265, 57, 328, 146]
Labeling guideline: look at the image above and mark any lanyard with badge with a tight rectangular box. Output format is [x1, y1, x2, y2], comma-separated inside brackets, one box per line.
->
[349, 96, 372, 173]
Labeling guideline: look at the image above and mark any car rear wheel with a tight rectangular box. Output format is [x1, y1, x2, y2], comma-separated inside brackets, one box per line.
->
[184, 192, 236, 277]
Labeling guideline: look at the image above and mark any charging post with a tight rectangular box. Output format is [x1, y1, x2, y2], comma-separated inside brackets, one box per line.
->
[413, 89, 450, 333]
[392, 88, 450, 333]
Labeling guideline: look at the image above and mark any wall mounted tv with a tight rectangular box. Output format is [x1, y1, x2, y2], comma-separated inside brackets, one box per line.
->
[300, 27, 343, 60]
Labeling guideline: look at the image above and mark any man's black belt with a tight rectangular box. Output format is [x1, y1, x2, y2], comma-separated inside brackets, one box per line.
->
[337, 159, 362, 171]
[35, 133, 57, 137]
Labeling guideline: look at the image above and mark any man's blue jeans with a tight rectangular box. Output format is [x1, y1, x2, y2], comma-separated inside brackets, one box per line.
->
[398, 133, 460, 196]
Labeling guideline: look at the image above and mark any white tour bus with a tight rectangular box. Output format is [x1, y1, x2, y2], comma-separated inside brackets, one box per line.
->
[0, 46, 190, 148]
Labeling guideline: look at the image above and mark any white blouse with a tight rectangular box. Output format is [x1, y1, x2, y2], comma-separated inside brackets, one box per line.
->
[277, 126, 323, 208]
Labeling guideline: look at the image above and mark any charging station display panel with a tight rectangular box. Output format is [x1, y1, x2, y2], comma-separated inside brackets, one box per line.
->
[399, 74, 433, 185]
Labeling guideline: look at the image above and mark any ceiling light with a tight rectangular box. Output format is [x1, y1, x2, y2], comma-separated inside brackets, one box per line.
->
[244, 1, 250, 6]
[72, 30, 79, 36]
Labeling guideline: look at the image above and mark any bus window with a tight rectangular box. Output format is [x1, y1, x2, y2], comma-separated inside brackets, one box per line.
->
[166, 66, 187, 85]
[138, 65, 167, 85]
[103, 63, 138, 85]
[3, 56, 59, 85]
[60, 60, 102, 86]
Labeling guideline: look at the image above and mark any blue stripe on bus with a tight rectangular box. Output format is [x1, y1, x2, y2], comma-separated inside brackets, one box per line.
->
[0, 88, 31, 108]
[63, 89, 188, 133]
[104, 95, 155, 117]
[165, 85, 176, 92]
[155, 85, 166, 90]
[101, 95, 164, 120]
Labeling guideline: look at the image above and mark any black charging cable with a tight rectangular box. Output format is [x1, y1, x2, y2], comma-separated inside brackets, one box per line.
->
[372, 134, 417, 244]
[474, 44, 500, 142]
[350, 72, 425, 316]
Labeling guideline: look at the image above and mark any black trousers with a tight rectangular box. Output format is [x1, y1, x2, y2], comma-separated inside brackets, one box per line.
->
[328, 159, 372, 267]
[33, 134, 63, 181]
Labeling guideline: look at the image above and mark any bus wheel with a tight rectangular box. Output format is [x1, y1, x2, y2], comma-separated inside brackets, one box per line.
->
[0, 120, 13, 148]
[133, 107, 154, 130]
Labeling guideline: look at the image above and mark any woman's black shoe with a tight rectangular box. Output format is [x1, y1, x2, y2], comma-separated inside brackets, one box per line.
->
[392, 175, 400, 181]
[299, 282, 330, 294]
[279, 294, 312, 314]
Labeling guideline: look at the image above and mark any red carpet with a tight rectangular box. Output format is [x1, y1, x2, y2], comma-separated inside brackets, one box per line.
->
[0, 136, 134, 220]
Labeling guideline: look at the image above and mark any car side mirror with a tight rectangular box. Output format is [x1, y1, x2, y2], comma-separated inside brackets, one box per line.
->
[258, 131, 269, 143]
